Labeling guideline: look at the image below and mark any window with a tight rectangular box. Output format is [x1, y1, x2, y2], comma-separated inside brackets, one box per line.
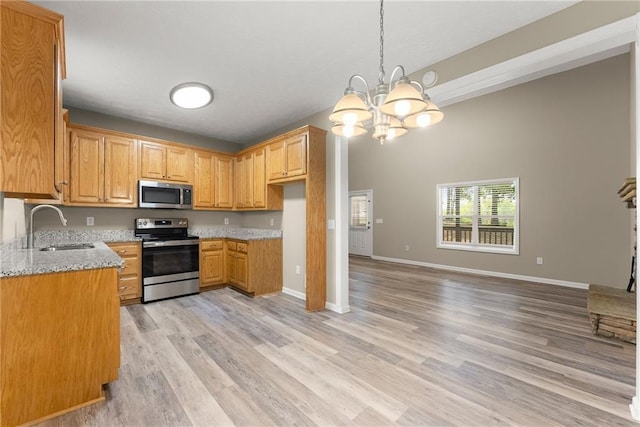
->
[437, 178, 519, 254]
[350, 194, 368, 228]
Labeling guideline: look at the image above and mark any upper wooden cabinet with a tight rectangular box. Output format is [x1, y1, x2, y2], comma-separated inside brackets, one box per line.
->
[234, 153, 253, 209]
[193, 149, 234, 210]
[252, 148, 267, 208]
[0, 2, 66, 199]
[233, 147, 282, 210]
[140, 141, 192, 183]
[215, 155, 234, 208]
[267, 134, 307, 182]
[67, 126, 137, 207]
[194, 150, 215, 208]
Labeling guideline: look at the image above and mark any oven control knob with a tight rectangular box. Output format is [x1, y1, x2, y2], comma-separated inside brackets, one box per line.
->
[142, 220, 148, 226]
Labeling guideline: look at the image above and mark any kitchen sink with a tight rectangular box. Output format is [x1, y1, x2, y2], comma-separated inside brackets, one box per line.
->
[39, 243, 95, 251]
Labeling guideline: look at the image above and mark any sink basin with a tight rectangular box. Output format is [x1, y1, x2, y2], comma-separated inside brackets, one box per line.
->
[39, 243, 95, 251]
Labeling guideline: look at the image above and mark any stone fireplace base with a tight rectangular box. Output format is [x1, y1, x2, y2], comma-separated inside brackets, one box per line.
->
[588, 284, 636, 344]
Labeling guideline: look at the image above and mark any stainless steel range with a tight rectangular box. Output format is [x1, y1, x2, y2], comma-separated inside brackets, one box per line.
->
[135, 218, 199, 303]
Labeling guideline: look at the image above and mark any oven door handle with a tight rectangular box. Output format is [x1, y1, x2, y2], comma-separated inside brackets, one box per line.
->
[143, 240, 199, 248]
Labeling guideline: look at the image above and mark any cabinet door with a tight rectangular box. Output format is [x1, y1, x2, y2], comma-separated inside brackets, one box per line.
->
[166, 147, 192, 182]
[267, 141, 285, 181]
[194, 150, 215, 208]
[201, 249, 225, 286]
[284, 134, 307, 178]
[68, 129, 104, 203]
[0, 4, 59, 199]
[252, 148, 266, 208]
[243, 153, 254, 207]
[104, 136, 137, 205]
[226, 250, 237, 284]
[215, 155, 234, 208]
[236, 251, 249, 291]
[234, 156, 246, 208]
[139, 141, 166, 180]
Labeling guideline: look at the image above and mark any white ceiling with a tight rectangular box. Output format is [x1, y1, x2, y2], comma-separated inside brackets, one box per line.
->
[34, 0, 578, 145]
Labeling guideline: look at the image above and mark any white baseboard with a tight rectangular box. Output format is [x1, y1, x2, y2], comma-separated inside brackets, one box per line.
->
[630, 396, 640, 421]
[370, 255, 589, 289]
[282, 287, 351, 314]
[325, 302, 351, 314]
[282, 287, 306, 300]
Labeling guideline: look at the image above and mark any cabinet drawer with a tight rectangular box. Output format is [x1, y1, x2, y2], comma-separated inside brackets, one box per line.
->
[107, 242, 140, 256]
[226, 241, 237, 251]
[120, 257, 140, 276]
[118, 276, 139, 299]
[201, 240, 223, 251]
[237, 242, 248, 254]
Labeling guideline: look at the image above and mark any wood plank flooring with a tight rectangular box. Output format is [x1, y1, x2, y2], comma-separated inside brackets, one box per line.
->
[38, 256, 637, 426]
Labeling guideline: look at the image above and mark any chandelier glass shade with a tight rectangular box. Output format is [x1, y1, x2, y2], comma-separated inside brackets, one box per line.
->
[329, 0, 443, 143]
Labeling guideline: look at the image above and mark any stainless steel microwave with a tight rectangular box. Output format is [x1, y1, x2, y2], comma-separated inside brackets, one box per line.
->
[138, 180, 193, 209]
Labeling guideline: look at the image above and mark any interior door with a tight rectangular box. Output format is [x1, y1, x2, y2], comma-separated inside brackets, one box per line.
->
[349, 190, 373, 256]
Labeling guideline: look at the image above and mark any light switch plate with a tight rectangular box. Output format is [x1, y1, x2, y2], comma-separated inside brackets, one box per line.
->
[328, 219, 336, 229]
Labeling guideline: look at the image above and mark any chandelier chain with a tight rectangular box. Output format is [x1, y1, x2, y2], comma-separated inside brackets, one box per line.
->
[378, 0, 385, 83]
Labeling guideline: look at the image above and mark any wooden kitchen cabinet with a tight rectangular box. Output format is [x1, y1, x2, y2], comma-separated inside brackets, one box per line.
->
[267, 133, 307, 182]
[140, 140, 192, 183]
[107, 241, 141, 304]
[233, 146, 283, 210]
[67, 126, 138, 207]
[200, 239, 225, 288]
[252, 148, 267, 208]
[0, 1, 66, 199]
[194, 150, 234, 209]
[0, 268, 120, 426]
[225, 238, 282, 296]
[194, 150, 215, 208]
[234, 152, 253, 208]
[214, 155, 234, 208]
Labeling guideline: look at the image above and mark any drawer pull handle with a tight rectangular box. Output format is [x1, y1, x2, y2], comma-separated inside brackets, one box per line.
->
[119, 286, 127, 291]
[118, 249, 127, 253]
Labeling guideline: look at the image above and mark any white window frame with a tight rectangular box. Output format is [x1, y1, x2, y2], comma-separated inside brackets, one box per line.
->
[436, 177, 519, 255]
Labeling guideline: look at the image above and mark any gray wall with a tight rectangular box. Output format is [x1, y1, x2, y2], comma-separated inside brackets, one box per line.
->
[350, 54, 632, 287]
[67, 107, 242, 153]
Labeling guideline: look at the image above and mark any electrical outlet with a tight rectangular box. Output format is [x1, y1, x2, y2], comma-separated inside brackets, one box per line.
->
[405, 245, 410, 251]
[269, 218, 274, 227]
[224, 218, 229, 225]
[86, 216, 94, 226]
[295, 265, 301, 275]
[536, 257, 543, 265]
[376, 218, 383, 224]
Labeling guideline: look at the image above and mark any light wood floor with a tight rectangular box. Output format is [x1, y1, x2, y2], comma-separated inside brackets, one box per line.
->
[39, 256, 637, 426]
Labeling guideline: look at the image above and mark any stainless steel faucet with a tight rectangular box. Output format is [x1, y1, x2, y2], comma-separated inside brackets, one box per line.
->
[27, 204, 68, 249]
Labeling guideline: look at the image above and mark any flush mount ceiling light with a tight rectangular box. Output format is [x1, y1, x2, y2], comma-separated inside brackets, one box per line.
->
[170, 82, 213, 109]
[329, 0, 444, 144]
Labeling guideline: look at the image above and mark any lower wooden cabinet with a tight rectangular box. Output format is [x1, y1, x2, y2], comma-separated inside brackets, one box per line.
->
[224, 238, 282, 296]
[0, 268, 120, 426]
[106, 241, 141, 303]
[200, 239, 225, 288]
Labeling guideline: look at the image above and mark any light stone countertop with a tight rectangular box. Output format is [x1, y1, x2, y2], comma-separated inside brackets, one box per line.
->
[191, 227, 282, 240]
[0, 241, 124, 278]
[0, 227, 280, 278]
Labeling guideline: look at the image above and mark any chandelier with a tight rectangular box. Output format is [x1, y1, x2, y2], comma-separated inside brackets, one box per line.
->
[329, 0, 443, 144]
